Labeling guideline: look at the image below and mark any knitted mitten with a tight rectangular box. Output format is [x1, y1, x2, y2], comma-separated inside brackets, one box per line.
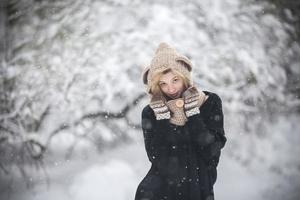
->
[149, 92, 170, 120]
[182, 86, 207, 117]
[166, 98, 188, 126]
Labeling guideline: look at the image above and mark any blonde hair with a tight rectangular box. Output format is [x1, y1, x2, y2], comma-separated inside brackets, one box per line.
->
[149, 68, 192, 97]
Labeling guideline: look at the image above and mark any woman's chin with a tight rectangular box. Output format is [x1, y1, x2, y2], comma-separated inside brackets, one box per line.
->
[168, 94, 180, 99]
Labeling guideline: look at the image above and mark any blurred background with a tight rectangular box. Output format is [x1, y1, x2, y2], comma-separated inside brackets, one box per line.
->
[0, 0, 300, 199]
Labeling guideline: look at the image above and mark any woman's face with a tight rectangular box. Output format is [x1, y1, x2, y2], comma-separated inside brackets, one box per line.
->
[158, 71, 185, 99]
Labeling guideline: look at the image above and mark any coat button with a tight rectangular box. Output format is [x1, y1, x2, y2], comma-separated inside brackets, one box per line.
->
[176, 99, 184, 107]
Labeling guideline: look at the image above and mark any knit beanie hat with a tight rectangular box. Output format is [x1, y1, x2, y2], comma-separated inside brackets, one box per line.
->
[142, 42, 193, 94]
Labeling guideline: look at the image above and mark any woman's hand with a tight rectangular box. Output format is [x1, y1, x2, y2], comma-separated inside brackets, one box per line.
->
[182, 86, 207, 117]
[149, 92, 170, 120]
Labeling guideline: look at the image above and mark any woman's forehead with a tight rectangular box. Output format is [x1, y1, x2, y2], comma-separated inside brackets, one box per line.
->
[159, 71, 178, 81]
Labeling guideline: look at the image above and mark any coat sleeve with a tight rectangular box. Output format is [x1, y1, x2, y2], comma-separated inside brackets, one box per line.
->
[141, 105, 167, 164]
[185, 94, 227, 167]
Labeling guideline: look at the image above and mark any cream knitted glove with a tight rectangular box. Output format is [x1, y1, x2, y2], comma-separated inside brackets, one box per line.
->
[149, 92, 170, 120]
[182, 86, 207, 117]
[166, 98, 188, 126]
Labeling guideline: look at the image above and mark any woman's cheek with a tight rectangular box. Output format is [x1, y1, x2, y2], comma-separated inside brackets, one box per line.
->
[161, 86, 167, 93]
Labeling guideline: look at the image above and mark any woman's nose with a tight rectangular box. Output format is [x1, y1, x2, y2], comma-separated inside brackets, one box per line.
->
[168, 85, 176, 93]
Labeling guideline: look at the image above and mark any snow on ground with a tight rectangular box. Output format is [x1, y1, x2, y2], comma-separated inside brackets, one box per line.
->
[1, 137, 295, 200]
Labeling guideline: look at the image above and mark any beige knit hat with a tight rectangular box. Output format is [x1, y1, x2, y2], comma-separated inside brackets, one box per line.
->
[142, 42, 193, 94]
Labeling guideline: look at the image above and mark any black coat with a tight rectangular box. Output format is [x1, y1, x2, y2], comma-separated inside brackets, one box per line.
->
[134, 90, 227, 200]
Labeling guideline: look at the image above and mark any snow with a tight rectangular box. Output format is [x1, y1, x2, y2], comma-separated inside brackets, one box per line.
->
[69, 160, 136, 200]
[1, 142, 299, 200]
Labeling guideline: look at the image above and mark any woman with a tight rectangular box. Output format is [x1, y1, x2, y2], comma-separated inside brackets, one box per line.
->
[134, 42, 227, 200]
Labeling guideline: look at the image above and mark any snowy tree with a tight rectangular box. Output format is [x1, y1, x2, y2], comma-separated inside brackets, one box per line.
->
[0, 0, 300, 199]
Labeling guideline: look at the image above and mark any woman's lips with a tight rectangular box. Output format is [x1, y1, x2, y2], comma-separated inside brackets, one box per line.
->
[170, 92, 178, 97]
